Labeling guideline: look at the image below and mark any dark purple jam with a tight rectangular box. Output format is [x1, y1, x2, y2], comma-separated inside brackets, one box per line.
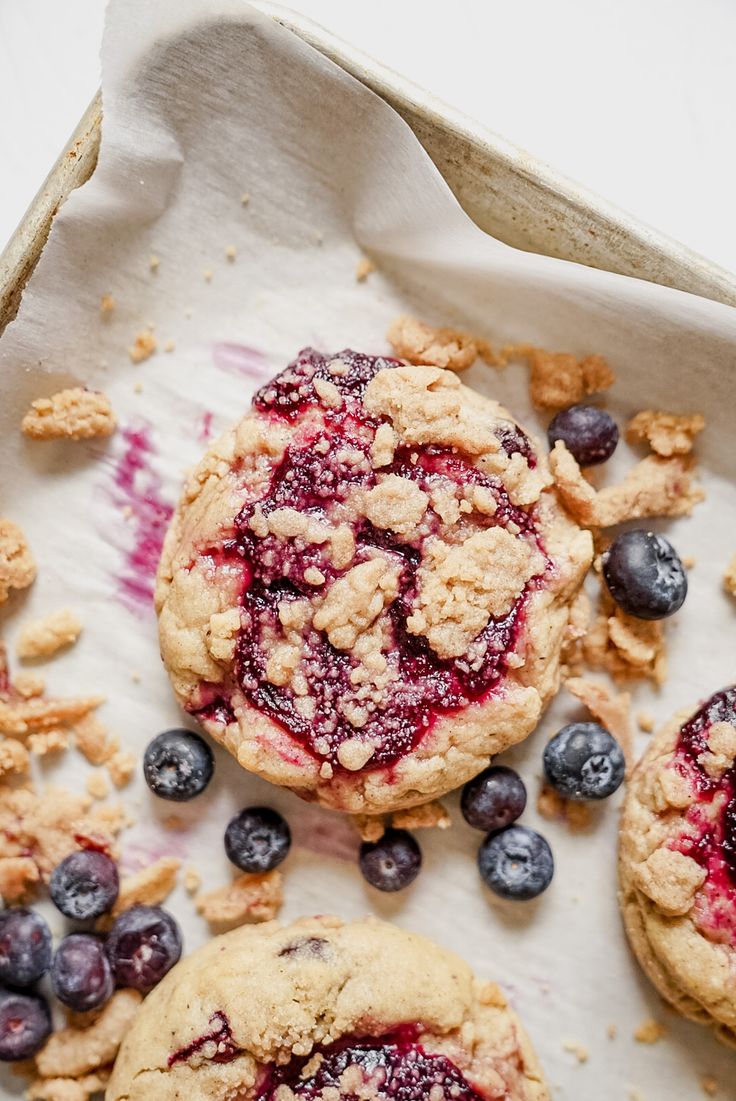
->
[168, 1012, 239, 1067]
[198, 349, 547, 773]
[670, 687, 736, 945]
[255, 1033, 486, 1101]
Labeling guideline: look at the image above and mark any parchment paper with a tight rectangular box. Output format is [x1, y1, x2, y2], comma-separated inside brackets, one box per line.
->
[2, 0, 736, 1095]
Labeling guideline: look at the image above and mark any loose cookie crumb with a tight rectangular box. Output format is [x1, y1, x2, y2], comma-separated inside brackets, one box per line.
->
[0, 738, 30, 778]
[85, 771, 110, 800]
[98, 857, 179, 929]
[387, 314, 499, 372]
[583, 585, 667, 685]
[606, 1024, 617, 1040]
[626, 409, 705, 456]
[537, 785, 592, 830]
[637, 710, 655, 734]
[502, 345, 614, 410]
[351, 814, 386, 842]
[566, 676, 632, 767]
[14, 673, 45, 699]
[27, 730, 69, 757]
[21, 390, 116, 441]
[73, 715, 119, 765]
[0, 519, 37, 603]
[184, 865, 201, 894]
[128, 331, 157, 363]
[392, 800, 451, 831]
[562, 1040, 589, 1064]
[99, 294, 115, 316]
[195, 870, 283, 930]
[106, 751, 135, 788]
[701, 1075, 718, 1095]
[633, 1018, 667, 1044]
[723, 554, 736, 598]
[355, 257, 375, 282]
[27, 1071, 110, 1101]
[34, 990, 142, 1079]
[17, 610, 82, 661]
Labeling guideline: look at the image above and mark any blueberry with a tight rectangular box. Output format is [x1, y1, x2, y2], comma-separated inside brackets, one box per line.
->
[0, 909, 52, 988]
[461, 766, 527, 832]
[478, 826, 554, 901]
[544, 721, 626, 800]
[49, 850, 119, 920]
[602, 530, 687, 620]
[548, 404, 619, 466]
[224, 807, 291, 873]
[107, 906, 182, 992]
[143, 729, 214, 801]
[358, 828, 421, 892]
[0, 988, 51, 1061]
[51, 934, 114, 1013]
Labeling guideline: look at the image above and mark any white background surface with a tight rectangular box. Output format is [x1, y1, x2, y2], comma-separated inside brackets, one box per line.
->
[2, 0, 736, 273]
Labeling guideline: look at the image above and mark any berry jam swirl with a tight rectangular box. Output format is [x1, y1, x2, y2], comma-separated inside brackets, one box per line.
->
[195, 349, 547, 773]
[670, 687, 736, 945]
[255, 1030, 487, 1101]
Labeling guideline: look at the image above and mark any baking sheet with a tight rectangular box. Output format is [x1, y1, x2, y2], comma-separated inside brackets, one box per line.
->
[2, 0, 736, 1095]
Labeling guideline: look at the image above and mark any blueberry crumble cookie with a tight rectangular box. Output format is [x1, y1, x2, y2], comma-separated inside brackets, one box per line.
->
[619, 687, 736, 1043]
[107, 915, 548, 1101]
[156, 349, 592, 813]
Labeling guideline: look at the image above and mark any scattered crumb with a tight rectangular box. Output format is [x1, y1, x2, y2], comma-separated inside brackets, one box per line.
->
[681, 554, 696, 569]
[196, 870, 283, 930]
[701, 1075, 718, 1096]
[626, 409, 705, 457]
[477, 982, 508, 1009]
[0, 855, 39, 901]
[17, 610, 82, 661]
[0, 737, 30, 778]
[27, 1071, 110, 1101]
[225, 244, 237, 261]
[133, 382, 143, 394]
[85, 770, 110, 801]
[502, 345, 614, 410]
[149, 255, 160, 272]
[34, 990, 142, 1079]
[633, 1018, 666, 1044]
[387, 314, 499, 372]
[21, 389, 116, 442]
[628, 1089, 645, 1101]
[14, 673, 45, 699]
[163, 338, 175, 353]
[0, 519, 36, 603]
[606, 1024, 617, 1040]
[128, 330, 157, 364]
[203, 269, 213, 282]
[356, 256, 375, 282]
[28, 730, 69, 757]
[351, 813, 386, 842]
[723, 554, 736, 598]
[562, 1040, 589, 1064]
[99, 294, 115, 316]
[100, 857, 179, 928]
[240, 192, 250, 205]
[583, 585, 667, 685]
[163, 814, 185, 830]
[183, 866, 201, 894]
[537, 785, 592, 830]
[392, 800, 451, 831]
[550, 441, 703, 528]
[72, 715, 119, 766]
[106, 751, 135, 788]
[637, 710, 655, 734]
[566, 676, 632, 767]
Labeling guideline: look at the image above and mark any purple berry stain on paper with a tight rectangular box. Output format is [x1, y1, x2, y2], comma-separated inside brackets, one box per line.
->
[197, 410, 214, 442]
[212, 342, 270, 380]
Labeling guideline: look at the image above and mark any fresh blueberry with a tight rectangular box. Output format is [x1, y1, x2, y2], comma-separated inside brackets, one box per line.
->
[0, 909, 52, 988]
[478, 825, 554, 901]
[0, 988, 52, 1061]
[548, 404, 619, 466]
[358, 828, 421, 892]
[602, 529, 687, 620]
[143, 729, 214, 801]
[543, 721, 626, 800]
[51, 934, 114, 1013]
[461, 765, 527, 832]
[49, 850, 119, 920]
[107, 906, 182, 992]
[224, 807, 291, 873]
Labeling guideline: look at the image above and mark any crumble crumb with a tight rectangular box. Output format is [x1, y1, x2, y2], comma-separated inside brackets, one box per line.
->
[637, 710, 655, 734]
[562, 1040, 589, 1064]
[633, 1018, 666, 1044]
[22, 389, 116, 441]
[149, 255, 160, 272]
[355, 257, 375, 282]
[132, 382, 143, 394]
[0, 737, 30, 778]
[99, 857, 179, 928]
[583, 585, 667, 685]
[682, 554, 696, 569]
[225, 244, 237, 261]
[203, 269, 213, 282]
[628, 1090, 645, 1101]
[72, 715, 119, 765]
[550, 441, 703, 528]
[606, 1024, 617, 1040]
[387, 314, 498, 372]
[184, 865, 201, 894]
[392, 800, 451, 831]
[0, 520, 36, 604]
[17, 610, 82, 661]
[502, 345, 614, 410]
[477, 982, 508, 1009]
[128, 331, 157, 364]
[632, 849, 705, 915]
[537, 785, 592, 830]
[195, 870, 283, 930]
[723, 554, 736, 598]
[351, 813, 385, 842]
[566, 676, 632, 767]
[99, 294, 115, 316]
[0, 693, 103, 739]
[28, 730, 68, 757]
[626, 409, 705, 457]
[34, 989, 142, 1079]
[240, 192, 250, 205]
[0, 855, 39, 901]
[163, 814, 184, 830]
[701, 1075, 718, 1095]
[163, 338, 175, 353]
[106, 750, 135, 788]
[14, 673, 45, 699]
[27, 1071, 110, 1101]
[85, 770, 109, 800]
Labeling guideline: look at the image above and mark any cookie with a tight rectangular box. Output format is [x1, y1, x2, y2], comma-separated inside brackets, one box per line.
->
[619, 686, 736, 1043]
[107, 914, 548, 1101]
[156, 349, 592, 813]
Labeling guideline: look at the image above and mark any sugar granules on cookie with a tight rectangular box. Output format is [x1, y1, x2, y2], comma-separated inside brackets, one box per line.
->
[21, 389, 116, 441]
[195, 870, 283, 930]
[626, 409, 705, 457]
[0, 519, 36, 603]
[17, 609, 83, 661]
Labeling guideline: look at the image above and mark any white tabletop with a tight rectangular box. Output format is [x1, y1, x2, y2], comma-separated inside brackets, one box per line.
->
[2, 0, 735, 276]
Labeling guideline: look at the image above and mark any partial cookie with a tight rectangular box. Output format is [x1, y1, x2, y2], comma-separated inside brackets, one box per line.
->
[107, 914, 548, 1101]
[156, 349, 592, 813]
[619, 687, 736, 1044]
